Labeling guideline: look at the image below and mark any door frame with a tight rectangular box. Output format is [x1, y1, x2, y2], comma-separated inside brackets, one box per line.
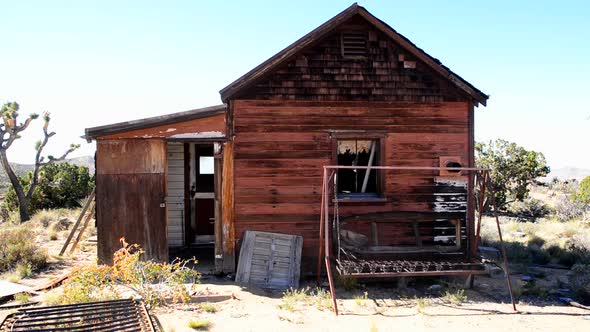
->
[167, 138, 225, 273]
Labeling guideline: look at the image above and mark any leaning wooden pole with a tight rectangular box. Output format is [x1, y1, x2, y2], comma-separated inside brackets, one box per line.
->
[485, 171, 518, 311]
[69, 203, 96, 255]
[59, 188, 95, 256]
[316, 168, 327, 285]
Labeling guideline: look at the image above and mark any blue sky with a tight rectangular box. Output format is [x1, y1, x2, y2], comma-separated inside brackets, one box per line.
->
[0, 1, 588, 169]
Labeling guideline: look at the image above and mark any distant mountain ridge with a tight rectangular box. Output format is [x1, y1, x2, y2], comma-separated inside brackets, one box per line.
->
[0, 155, 95, 193]
[540, 167, 590, 182]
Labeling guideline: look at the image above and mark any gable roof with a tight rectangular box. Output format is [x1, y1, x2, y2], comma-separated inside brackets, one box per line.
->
[220, 3, 488, 106]
[85, 104, 226, 140]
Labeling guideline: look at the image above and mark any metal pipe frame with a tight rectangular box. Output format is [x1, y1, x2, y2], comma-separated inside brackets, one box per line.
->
[317, 165, 518, 315]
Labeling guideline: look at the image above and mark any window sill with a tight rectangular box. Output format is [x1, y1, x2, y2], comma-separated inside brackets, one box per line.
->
[334, 197, 388, 204]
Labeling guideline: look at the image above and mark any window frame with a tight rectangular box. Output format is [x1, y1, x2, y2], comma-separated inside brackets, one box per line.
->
[330, 132, 386, 203]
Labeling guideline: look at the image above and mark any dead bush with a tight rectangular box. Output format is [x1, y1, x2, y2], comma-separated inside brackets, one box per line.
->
[0, 226, 47, 274]
[555, 195, 587, 221]
[509, 198, 552, 219]
[50, 238, 200, 308]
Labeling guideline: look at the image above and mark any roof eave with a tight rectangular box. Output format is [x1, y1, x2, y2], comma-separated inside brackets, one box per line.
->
[84, 104, 226, 140]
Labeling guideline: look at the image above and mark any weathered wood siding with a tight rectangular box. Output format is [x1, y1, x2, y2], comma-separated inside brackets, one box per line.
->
[166, 142, 185, 247]
[232, 99, 469, 270]
[235, 15, 470, 103]
[96, 139, 168, 264]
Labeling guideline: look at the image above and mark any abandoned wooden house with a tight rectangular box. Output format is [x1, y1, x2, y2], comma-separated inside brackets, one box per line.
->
[85, 4, 490, 279]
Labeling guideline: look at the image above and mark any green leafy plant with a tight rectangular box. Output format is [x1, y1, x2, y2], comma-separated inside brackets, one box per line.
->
[0, 102, 80, 222]
[441, 288, 467, 305]
[187, 319, 211, 330]
[14, 292, 31, 304]
[3, 163, 94, 216]
[415, 297, 429, 313]
[200, 302, 218, 313]
[354, 291, 369, 306]
[574, 176, 590, 205]
[475, 139, 550, 210]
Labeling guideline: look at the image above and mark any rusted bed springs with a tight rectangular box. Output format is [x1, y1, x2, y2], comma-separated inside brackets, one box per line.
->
[336, 257, 486, 275]
[317, 165, 518, 315]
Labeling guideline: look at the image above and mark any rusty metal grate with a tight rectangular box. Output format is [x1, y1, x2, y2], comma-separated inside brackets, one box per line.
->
[336, 257, 487, 277]
[0, 299, 156, 332]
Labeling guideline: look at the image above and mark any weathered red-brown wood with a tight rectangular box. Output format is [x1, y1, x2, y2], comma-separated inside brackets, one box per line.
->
[99, 114, 226, 140]
[232, 100, 470, 272]
[221, 140, 235, 273]
[96, 139, 168, 264]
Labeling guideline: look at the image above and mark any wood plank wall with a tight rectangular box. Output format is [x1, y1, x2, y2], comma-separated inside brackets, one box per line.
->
[232, 99, 469, 271]
[96, 139, 168, 264]
[166, 142, 185, 247]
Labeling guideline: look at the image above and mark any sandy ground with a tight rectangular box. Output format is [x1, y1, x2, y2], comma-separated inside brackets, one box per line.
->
[154, 277, 590, 332]
[2, 210, 590, 332]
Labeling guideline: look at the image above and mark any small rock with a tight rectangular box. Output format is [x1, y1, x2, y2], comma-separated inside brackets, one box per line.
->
[485, 265, 505, 279]
[478, 246, 501, 262]
[427, 284, 443, 293]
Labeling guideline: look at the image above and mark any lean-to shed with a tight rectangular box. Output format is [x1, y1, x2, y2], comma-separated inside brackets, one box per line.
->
[85, 3, 488, 275]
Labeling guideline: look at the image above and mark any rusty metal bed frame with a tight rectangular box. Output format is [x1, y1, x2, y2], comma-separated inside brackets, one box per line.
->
[316, 165, 517, 315]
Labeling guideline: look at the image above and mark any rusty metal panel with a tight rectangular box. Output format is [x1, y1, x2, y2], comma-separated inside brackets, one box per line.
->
[96, 140, 166, 175]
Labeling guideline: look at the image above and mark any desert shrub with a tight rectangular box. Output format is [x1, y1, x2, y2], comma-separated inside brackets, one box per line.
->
[509, 198, 552, 219]
[0, 226, 47, 274]
[554, 195, 587, 221]
[502, 241, 532, 264]
[112, 239, 200, 307]
[188, 319, 210, 330]
[337, 275, 358, 291]
[53, 264, 118, 305]
[52, 239, 200, 308]
[3, 163, 94, 215]
[475, 139, 550, 210]
[529, 247, 551, 265]
[569, 264, 590, 302]
[574, 176, 590, 205]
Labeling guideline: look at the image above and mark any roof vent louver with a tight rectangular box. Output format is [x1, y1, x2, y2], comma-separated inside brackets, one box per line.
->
[341, 31, 367, 58]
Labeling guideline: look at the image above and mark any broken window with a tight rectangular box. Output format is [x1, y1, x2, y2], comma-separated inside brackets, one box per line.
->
[337, 139, 380, 198]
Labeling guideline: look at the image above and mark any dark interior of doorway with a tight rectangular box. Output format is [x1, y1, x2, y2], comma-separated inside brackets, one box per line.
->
[181, 143, 216, 272]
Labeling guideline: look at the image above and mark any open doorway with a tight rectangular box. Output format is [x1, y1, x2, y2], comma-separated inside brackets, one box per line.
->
[190, 144, 215, 246]
[167, 141, 221, 274]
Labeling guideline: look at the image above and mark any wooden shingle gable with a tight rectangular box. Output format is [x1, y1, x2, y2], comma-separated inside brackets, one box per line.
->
[220, 3, 488, 106]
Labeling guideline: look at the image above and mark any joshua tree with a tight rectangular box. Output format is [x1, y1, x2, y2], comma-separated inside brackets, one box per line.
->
[0, 102, 79, 222]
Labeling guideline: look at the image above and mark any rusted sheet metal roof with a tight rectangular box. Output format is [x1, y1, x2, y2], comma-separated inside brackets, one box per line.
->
[219, 3, 489, 106]
[85, 104, 226, 140]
